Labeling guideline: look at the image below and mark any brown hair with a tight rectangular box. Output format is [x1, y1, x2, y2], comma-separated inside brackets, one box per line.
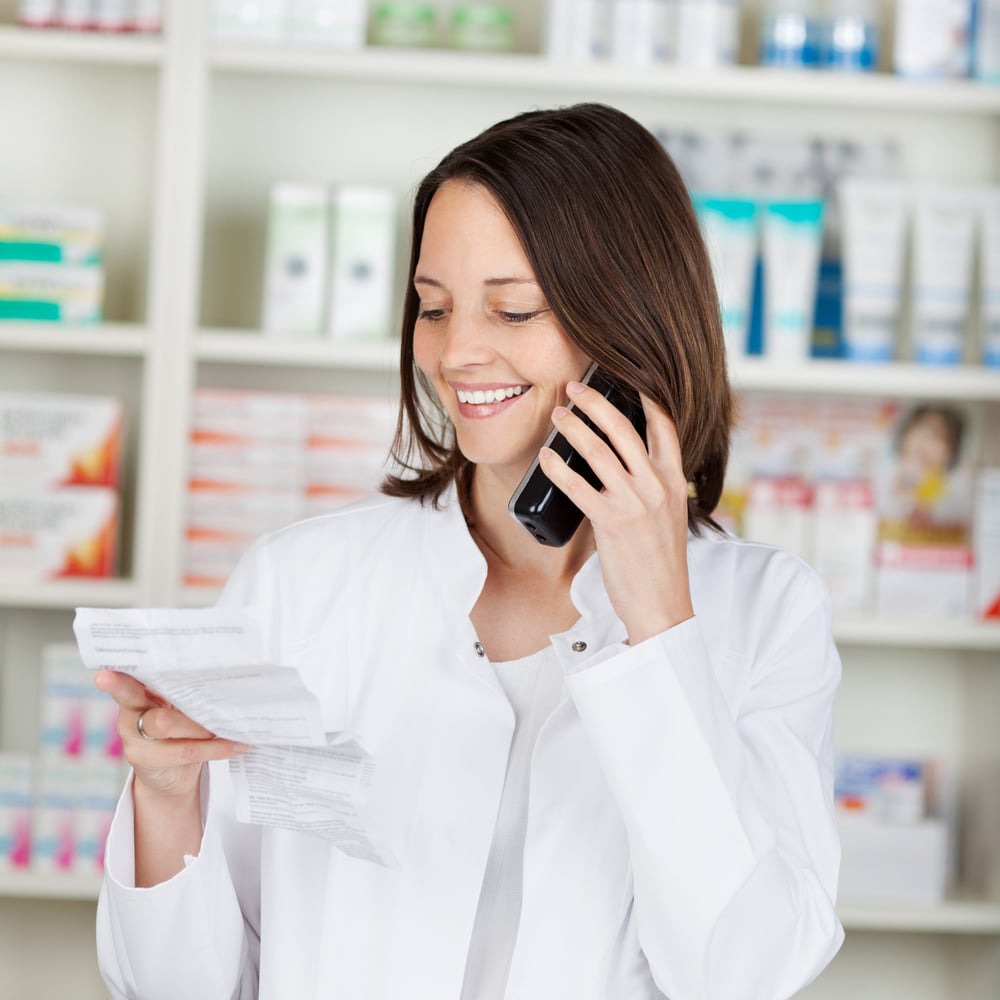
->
[381, 102, 732, 535]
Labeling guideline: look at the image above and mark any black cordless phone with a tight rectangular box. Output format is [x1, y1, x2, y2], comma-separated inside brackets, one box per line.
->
[508, 364, 647, 547]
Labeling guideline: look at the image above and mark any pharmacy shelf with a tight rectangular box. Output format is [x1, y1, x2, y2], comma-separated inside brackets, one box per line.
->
[0, 322, 148, 357]
[731, 357, 1000, 401]
[197, 328, 399, 370]
[0, 871, 102, 901]
[0, 24, 162, 66]
[834, 615, 1000, 651]
[210, 44, 1000, 114]
[839, 895, 1000, 935]
[0, 578, 139, 611]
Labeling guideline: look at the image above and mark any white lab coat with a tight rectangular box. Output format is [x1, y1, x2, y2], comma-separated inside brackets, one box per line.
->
[97, 488, 845, 1000]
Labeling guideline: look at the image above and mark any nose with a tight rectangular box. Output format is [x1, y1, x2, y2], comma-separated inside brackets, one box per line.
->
[438, 310, 496, 371]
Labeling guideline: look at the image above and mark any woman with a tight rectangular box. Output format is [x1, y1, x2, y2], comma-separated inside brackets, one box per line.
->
[95, 103, 844, 999]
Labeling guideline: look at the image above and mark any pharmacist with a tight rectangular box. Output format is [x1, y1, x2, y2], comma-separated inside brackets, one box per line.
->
[93, 103, 845, 999]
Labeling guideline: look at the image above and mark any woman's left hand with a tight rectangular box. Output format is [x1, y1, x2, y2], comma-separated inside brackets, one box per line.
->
[538, 378, 694, 644]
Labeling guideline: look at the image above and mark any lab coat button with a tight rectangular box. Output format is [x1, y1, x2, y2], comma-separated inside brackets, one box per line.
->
[474, 641, 485, 657]
[571, 640, 587, 652]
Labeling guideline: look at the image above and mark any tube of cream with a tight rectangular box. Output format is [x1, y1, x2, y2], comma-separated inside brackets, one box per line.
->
[762, 199, 825, 362]
[839, 178, 908, 362]
[693, 195, 759, 359]
[911, 184, 977, 365]
[981, 187, 1000, 368]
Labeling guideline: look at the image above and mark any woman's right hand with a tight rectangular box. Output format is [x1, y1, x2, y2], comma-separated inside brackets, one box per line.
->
[95, 668, 248, 802]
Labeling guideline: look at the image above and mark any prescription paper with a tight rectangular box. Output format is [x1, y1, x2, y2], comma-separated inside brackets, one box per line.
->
[72, 606, 392, 866]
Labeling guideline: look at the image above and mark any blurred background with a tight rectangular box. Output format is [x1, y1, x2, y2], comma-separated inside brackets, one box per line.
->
[0, 1, 998, 997]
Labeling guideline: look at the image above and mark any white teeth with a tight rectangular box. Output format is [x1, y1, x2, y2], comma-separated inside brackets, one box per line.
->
[457, 386, 525, 405]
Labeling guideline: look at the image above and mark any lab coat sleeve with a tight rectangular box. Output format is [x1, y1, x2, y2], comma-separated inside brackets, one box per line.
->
[96, 538, 276, 1000]
[564, 566, 844, 1000]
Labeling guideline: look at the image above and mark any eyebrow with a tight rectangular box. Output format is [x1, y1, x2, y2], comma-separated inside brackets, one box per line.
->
[413, 275, 538, 288]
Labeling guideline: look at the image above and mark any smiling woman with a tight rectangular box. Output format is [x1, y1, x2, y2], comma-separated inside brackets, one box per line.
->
[93, 103, 845, 1000]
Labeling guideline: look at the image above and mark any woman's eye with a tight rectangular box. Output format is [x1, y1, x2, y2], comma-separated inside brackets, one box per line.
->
[498, 310, 538, 324]
[418, 308, 446, 322]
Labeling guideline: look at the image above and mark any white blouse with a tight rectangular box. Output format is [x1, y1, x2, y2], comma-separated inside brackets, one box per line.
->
[460, 645, 564, 999]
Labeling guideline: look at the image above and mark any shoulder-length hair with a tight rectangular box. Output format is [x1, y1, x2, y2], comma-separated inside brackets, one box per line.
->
[381, 102, 732, 535]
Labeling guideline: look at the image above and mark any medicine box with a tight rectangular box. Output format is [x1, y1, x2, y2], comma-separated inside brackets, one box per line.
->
[0, 262, 104, 324]
[0, 753, 32, 871]
[973, 467, 1000, 619]
[0, 205, 104, 264]
[742, 476, 815, 562]
[327, 185, 397, 341]
[0, 488, 119, 581]
[0, 392, 124, 489]
[875, 540, 972, 617]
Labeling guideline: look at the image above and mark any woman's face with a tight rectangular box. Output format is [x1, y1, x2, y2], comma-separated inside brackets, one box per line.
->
[412, 180, 591, 486]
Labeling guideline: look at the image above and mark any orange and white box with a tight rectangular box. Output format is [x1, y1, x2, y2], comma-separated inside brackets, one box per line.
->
[742, 476, 815, 562]
[875, 541, 973, 618]
[184, 491, 302, 587]
[812, 480, 878, 612]
[0, 392, 123, 489]
[191, 388, 308, 446]
[973, 468, 1000, 620]
[307, 393, 397, 448]
[188, 442, 308, 493]
[0, 488, 118, 580]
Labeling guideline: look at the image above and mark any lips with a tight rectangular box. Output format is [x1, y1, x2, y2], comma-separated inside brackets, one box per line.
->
[452, 383, 530, 419]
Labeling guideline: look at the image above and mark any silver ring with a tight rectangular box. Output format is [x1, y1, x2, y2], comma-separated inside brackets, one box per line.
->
[136, 710, 155, 741]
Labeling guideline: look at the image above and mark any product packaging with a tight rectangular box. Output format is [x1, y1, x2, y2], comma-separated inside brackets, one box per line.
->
[741, 476, 815, 562]
[133, 0, 164, 32]
[327, 185, 396, 341]
[0, 488, 119, 581]
[981, 187, 1000, 367]
[761, 199, 825, 362]
[285, 0, 367, 47]
[692, 196, 759, 359]
[0, 753, 32, 872]
[31, 759, 78, 873]
[0, 392, 124, 490]
[307, 393, 398, 448]
[973, 0, 1000, 80]
[611, 0, 675, 64]
[60, 0, 93, 29]
[38, 648, 87, 758]
[18, 0, 60, 27]
[369, 3, 438, 47]
[188, 441, 309, 494]
[211, 0, 286, 41]
[759, 0, 822, 67]
[838, 178, 907, 361]
[0, 263, 104, 324]
[973, 468, 1000, 619]
[545, 0, 613, 59]
[893, 0, 973, 77]
[836, 754, 953, 902]
[75, 760, 125, 873]
[191, 388, 310, 447]
[262, 183, 329, 338]
[0, 206, 104, 265]
[675, 0, 739, 67]
[910, 185, 977, 365]
[874, 541, 973, 616]
[93, 0, 134, 31]
[812, 480, 878, 612]
[823, 0, 880, 70]
[449, 4, 516, 51]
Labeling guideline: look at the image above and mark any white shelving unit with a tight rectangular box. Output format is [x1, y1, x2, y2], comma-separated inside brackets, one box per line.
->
[1, 3, 998, 998]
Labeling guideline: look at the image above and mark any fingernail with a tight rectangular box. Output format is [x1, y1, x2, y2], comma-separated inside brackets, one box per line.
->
[567, 381, 585, 394]
[539, 446, 555, 459]
[553, 406, 570, 420]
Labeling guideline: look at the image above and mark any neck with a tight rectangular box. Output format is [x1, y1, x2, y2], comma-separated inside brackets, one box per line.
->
[465, 465, 596, 580]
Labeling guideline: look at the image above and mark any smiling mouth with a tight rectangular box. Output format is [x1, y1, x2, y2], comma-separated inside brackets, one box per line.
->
[456, 386, 528, 405]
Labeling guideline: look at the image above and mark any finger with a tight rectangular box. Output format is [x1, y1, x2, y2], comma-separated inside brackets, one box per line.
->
[95, 669, 171, 713]
[131, 704, 218, 743]
[639, 394, 688, 490]
[131, 736, 249, 768]
[565, 380, 648, 471]
[551, 405, 629, 493]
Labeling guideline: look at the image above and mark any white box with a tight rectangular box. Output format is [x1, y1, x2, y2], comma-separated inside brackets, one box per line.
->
[212, 0, 286, 40]
[812, 480, 877, 612]
[0, 392, 123, 489]
[0, 262, 104, 324]
[0, 753, 32, 872]
[262, 182, 329, 337]
[742, 476, 815, 561]
[192, 388, 309, 445]
[0, 205, 105, 264]
[0, 488, 119, 581]
[307, 393, 397, 448]
[285, 0, 366, 47]
[973, 467, 1000, 619]
[75, 760, 125, 873]
[188, 442, 308, 493]
[327, 186, 397, 341]
[875, 541, 972, 617]
[31, 759, 78, 873]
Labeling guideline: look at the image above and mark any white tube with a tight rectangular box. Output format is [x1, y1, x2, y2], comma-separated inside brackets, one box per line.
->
[839, 178, 908, 362]
[693, 195, 759, 359]
[981, 187, 1000, 367]
[762, 199, 825, 362]
[911, 184, 977, 365]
